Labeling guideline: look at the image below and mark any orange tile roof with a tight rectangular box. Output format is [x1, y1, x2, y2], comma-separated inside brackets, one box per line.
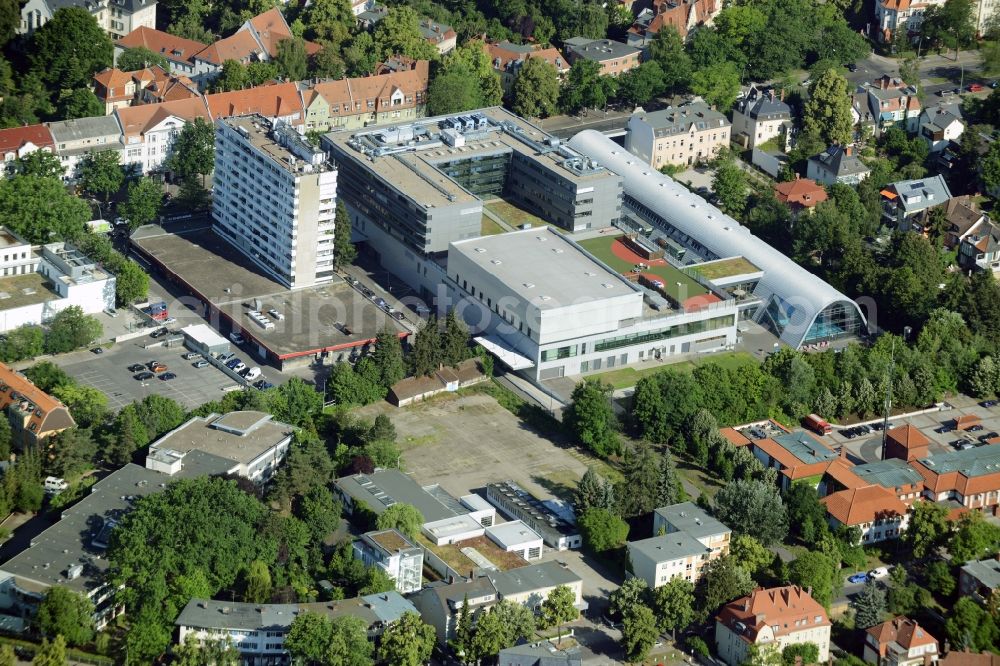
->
[116, 97, 211, 138]
[116, 27, 208, 65]
[881, 0, 912, 9]
[821, 484, 908, 526]
[720, 427, 752, 447]
[248, 7, 291, 57]
[717, 586, 829, 644]
[887, 424, 930, 449]
[824, 458, 866, 489]
[205, 82, 303, 121]
[0, 362, 75, 437]
[195, 30, 264, 66]
[774, 178, 828, 208]
[93, 67, 134, 91]
[940, 651, 1000, 666]
[0, 124, 55, 155]
[866, 617, 938, 657]
[308, 61, 429, 116]
[484, 40, 568, 73]
[751, 436, 837, 480]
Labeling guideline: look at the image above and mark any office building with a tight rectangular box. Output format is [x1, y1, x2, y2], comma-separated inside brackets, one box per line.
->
[213, 115, 337, 289]
[353, 529, 424, 594]
[485, 481, 580, 550]
[562, 38, 641, 76]
[912, 445, 1000, 511]
[323, 108, 623, 295]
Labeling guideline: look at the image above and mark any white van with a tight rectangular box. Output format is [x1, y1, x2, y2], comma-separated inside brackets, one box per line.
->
[230, 331, 245, 344]
[268, 309, 284, 321]
[244, 367, 262, 381]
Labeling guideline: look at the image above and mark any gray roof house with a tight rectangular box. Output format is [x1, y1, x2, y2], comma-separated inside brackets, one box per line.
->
[562, 37, 641, 76]
[499, 643, 583, 666]
[881, 175, 952, 230]
[919, 105, 965, 153]
[732, 85, 793, 150]
[960, 556, 1000, 605]
[410, 577, 499, 644]
[807, 144, 871, 186]
[46, 116, 124, 182]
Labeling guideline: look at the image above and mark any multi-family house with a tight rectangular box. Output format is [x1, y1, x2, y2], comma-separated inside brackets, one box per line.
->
[353, 529, 424, 594]
[864, 617, 939, 666]
[46, 115, 124, 182]
[484, 41, 568, 94]
[137, 68, 201, 105]
[774, 178, 829, 216]
[411, 577, 498, 645]
[627, 0, 720, 46]
[419, 18, 456, 54]
[92, 67, 155, 114]
[562, 37, 642, 77]
[852, 91, 877, 136]
[625, 103, 731, 168]
[0, 361, 75, 449]
[750, 430, 840, 490]
[958, 219, 1000, 274]
[807, 145, 871, 186]
[20, 0, 156, 40]
[116, 96, 211, 176]
[300, 60, 430, 132]
[859, 76, 922, 135]
[628, 502, 731, 588]
[732, 85, 793, 150]
[920, 105, 965, 152]
[204, 82, 305, 126]
[715, 586, 832, 666]
[880, 175, 952, 230]
[959, 555, 1000, 605]
[114, 27, 207, 77]
[912, 445, 1000, 512]
[821, 485, 910, 543]
[0, 125, 55, 176]
[876, 0, 946, 42]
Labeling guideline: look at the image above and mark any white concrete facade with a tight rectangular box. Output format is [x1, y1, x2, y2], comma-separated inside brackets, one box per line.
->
[20, 0, 156, 40]
[120, 113, 185, 176]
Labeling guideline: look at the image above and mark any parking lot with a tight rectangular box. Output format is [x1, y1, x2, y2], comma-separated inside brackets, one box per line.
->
[59, 340, 246, 411]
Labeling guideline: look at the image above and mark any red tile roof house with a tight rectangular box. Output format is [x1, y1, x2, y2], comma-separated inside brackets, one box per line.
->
[627, 0, 720, 46]
[114, 27, 209, 77]
[715, 586, 831, 666]
[910, 445, 1000, 513]
[821, 484, 910, 544]
[884, 424, 931, 462]
[774, 177, 828, 216]
[483, 40, 568, 94]
[204, 82, 305, 127]
[0, 125, 55, 175]
[863, 617, 939, 666]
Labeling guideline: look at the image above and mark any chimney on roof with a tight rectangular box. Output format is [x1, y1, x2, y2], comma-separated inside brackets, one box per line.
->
[845, 145, 853, 157]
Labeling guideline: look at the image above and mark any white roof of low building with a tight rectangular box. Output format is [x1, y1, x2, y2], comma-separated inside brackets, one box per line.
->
[486, 520, 543, 549]
[181, 323, 228, 348]
[568, 130, 866, 349]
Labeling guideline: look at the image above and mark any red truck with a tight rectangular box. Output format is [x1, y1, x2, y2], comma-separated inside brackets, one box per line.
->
[969, 83, 984, 93]
[803, 413, 832, 436]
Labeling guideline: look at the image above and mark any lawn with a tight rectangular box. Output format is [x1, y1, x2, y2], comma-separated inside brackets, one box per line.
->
[690, 257, 761, 280]
[485, 200, 546, 229]
[584, 351, 759, 388]
[576, 235, 707, 303]
[480, 215, 506, 236]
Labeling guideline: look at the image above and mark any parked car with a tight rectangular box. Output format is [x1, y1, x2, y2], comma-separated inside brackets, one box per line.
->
[847, 63, 858, 72]
[230, 332, 245, 345]
[193, 360, 209, 368]
[868, 567, 890, 579]
[182, 352, 202, 360]
[226, 358, 241, 369]
[159, 372, 177, 381]
[150, 328, 168, 338]
[952, 438, 971, 449]
[847, 573, 869, 584]
[127, 363, 145, 372]
[969, 424, 985, 432]
[980, 432, 999, 442]
[91, 347, 104, 354]
[216, 352, 234, 362]
[134, 371, 154, 381]
[149, 362, 167, 373]
[163, 317, 177, 325]
[980, 400, 997, 408]
[992, 80, 1000, 88]
[232, 362, 246, 373]
[969, 83, 984, 92]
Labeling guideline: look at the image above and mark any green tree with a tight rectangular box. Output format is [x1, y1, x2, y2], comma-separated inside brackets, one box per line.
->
[980, 139, 1000, 194]
[803, 69, 854, 146]
[949, 510, 1000, 563]
[926, 560, 956, 596]
[117, 46, 171, 71]
[609, 577, 650, 620]
[377, 612, 435, 666]
[30, 7, 112, 90]
[169, 117, 215, 184]
[784, 483, 831, 547]
[468, 600, 535, 663]
[712, 157, 748, 218]
[31, 635, 67, 666]
[78, 150, 124, 203]
[578, 507, 629, 552]
[886, 566, 931, 616]
[45, 306, 102, 354]
[14, 151, 64, 179]
[730, 534, 773, 576]
[450, 595, 473, 660]
[654, 577, 695, 638]
[333, 200, 356, 268]
[325, 615, 373, 666]
[616, 61, 666, 107]
[0, 175, 90, 243]
[617, 441, 661, 517]
[621, 604, 658, 663]
[441, 310, 469, 366]
[511, 57, 560, 119]
[922, 0, 976, 56]
[782, 643, 820, 666]
[691, 62, 741, 111]
[1, 325, 45, 362]
[213, 60, 249, 92]
[51, 383, 107, 428]
[788, 551, 838, 609]
[114, 258, 150, 306]
[539, 585, 578, 644]
[714, 479, 787, 546]
[244, 560, 272, 603]
[343, 32, 378, 77]
[373, 7, 439, 61]
[574, 467, 606, 514]
[302, 0, 352, 43]
[285, 611, 334, 664]
[371, 327, 405, 389]
[409, 317, 442, 377]
[946, 597, 999, 651]
[35, 587, 94, 647]
[694, 556, 754, 620]
[0, 645, 14, 666]
[359, 565, 395, 595]
[852, 579, 886, 629]
[56, 88, 103, 120]
[565, 379, 620, 457]
[275, 37, 308, 81]
[119, 177, 163, 231]
[375, 503, 424, 540]
[648, 26, 691, 93]
[904, 500, 950, 559]
[560, 60, 617, 114]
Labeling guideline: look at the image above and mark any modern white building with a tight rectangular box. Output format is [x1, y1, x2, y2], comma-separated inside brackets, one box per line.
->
[213, 115, 337, 289]
[449, 228, 739, 382]
[20, 0, 156, 40]
[353, 529, 424, 594]
[0, 239, 116, 333]
[485, 520, 544, 561]
[569, 131, 867, 350]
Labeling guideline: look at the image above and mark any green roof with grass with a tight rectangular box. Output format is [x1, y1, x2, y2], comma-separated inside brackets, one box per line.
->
[576, 234, 708, 303]
[690, 257, 762, 280]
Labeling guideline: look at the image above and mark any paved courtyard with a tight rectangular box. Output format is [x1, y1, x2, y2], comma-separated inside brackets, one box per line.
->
[357, 393, 609, 502]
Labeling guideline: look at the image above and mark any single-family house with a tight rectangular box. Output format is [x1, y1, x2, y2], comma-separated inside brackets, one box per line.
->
[864, 617, 939, 666]
[807, 144, 870, 186]
[483, 41, 568, 94]
[959, 555, 1000, 605]
[958, 219, 1000, 274]
[732, 85, 793, 150]
[860, 76, 922, 135]
[774, 177, 828, 215]
[920, 105, 964, 152]
[880, 175, 952, 230]
[940, 196, 987, 249]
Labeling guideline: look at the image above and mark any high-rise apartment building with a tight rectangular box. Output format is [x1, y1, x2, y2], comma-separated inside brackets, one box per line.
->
[213, 115, 337, 289]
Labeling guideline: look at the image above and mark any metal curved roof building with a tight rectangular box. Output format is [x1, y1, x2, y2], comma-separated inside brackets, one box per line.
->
[569, 130, 866, 349]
